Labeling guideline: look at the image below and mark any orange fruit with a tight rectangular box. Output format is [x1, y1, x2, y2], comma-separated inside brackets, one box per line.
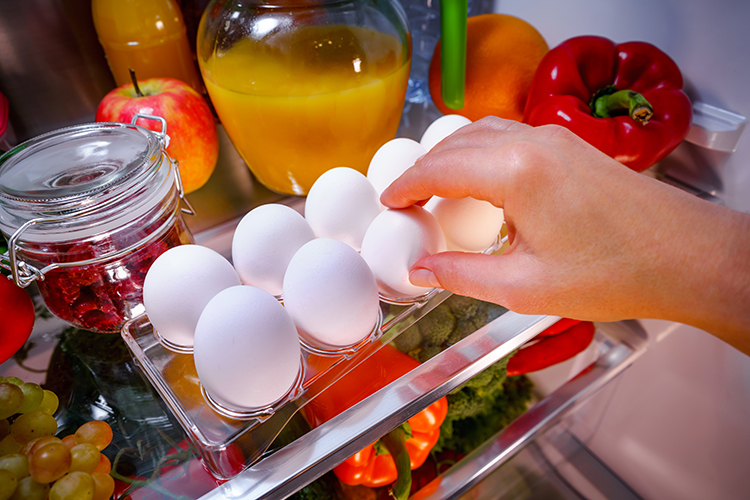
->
[429, 14, 549, 122]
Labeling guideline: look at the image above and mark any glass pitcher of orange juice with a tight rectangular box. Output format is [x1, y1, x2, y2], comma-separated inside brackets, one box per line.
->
[197, 0, 411, 196]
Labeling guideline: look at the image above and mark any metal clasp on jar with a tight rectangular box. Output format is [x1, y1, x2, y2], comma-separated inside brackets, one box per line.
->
[131, 113, 196, 217]
[0, 114, 196, 288]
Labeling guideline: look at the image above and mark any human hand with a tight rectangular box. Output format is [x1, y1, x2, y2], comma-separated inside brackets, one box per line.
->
[381, 117, 750, 353]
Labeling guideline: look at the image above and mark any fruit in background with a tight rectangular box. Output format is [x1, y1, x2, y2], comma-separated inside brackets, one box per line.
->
[522, 36, 692, 172]
[0, 277, 35, 365]
[428, 14, 548, 122]
[0, 377, 114, 500]
[95, 73, 219, 193]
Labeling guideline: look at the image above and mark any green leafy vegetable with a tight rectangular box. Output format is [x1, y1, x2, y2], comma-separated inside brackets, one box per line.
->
[435, 374, 533, 455]
[393, 294, 534, 455]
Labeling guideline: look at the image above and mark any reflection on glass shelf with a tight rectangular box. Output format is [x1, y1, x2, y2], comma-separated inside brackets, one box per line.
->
[463, 426, 643, 500]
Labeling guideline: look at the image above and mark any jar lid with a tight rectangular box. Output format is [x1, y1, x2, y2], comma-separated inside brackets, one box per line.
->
[0, 121, 163, 214]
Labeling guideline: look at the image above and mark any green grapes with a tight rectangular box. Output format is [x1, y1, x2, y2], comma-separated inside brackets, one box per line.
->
[36, 393, 58, 417]
[0, 453, 29, 481]
[10, 477, 50, 500]
[10, 412, 57, 444]
[15, 385, 43, 415]
[0, 377, 115, 500]
[0, 469, 17, 500]
[48, 472, 94, 500]
[0, 384, 24, 420]
[0, 436, 22, 456]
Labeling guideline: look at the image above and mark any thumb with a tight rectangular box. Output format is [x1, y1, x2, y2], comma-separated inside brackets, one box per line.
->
[408, 252, 527, 309]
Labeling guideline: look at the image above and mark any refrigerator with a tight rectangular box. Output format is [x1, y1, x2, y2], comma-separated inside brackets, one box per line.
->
[0, 0, 748, 499]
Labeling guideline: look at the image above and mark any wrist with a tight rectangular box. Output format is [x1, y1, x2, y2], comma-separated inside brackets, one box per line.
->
[645, 190, 750, 353]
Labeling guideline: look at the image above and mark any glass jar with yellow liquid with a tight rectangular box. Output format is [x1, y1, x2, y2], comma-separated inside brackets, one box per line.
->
[92, 0, 204, 92]
[197, 0, 411, 196]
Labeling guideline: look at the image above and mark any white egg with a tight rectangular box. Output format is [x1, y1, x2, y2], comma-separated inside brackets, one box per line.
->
[424, 197, 505, 252]
[283, 238, 380, 350]
[420, 115, 472, 151]
[366, 138, 427, 196]
[232, 203, 315, 297]
[193, 285, 301, 411]
[143, 244, 241, 349]
[360, 206, 447, 300]
[304, 167, 382, 252]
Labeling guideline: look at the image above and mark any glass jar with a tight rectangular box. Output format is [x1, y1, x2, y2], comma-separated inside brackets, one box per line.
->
[197, 0, 411, 196]
[92, 0, 204, 92]
[0, 115, 194, 333]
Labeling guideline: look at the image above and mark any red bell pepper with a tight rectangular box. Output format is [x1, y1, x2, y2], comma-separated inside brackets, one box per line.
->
[0, 276, 35, 364]
[523, 36, 692, 172]
[507, 320, 595, 376]
[304, 344, 448, 500]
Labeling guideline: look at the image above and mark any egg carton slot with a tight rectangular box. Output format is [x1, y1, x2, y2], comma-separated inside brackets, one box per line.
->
[121, 286, 456, 480]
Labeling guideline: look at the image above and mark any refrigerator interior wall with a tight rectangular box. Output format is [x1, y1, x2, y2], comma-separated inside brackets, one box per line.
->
[492, 0, 750, 210]
[493, 1, 750, 499]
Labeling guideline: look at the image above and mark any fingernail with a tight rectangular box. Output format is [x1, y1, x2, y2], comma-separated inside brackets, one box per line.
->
[409, 268, 441, 288]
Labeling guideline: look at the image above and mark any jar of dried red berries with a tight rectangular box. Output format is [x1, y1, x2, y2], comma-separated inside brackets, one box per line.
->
[0, 114, 195, 333]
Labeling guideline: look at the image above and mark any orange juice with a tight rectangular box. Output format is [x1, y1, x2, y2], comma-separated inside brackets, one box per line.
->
[92, 0, 203, 91]
[199, 25, 410, 195]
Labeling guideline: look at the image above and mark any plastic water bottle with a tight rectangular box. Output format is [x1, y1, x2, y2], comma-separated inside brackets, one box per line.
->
[401, 0, 492, 104]
[397, 0, 492, 139]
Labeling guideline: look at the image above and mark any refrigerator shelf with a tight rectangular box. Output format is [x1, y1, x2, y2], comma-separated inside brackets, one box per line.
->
[196, 319, 647, 500]
[121, 284, 462, 480]
[410, 321, 648, 500]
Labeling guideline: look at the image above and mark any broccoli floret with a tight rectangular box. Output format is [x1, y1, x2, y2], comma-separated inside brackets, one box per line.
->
[391, 322, 423, 353]
[445, 294, 481, 317]
[417, 304, 456, 348]
[394, 294, 490, 362]
[417, 344, 444, 363]
[435, 375, 533, 455]
[446, 295, 490, 345]
[289, 472, 341, 500]
[444, 386, 489, 420]
[390, 294, 532, 456]
[394, 301, 456, 361]
[460, 355, 509, 393]
[443, 357, 509, 422]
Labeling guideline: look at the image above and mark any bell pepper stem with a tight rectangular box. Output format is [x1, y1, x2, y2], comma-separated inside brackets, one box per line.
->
[590, 85, 653, 124]
[382, 427, 412, 500]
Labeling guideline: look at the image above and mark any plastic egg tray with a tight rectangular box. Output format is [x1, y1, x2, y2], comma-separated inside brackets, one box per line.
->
[121, 287, 453, 480]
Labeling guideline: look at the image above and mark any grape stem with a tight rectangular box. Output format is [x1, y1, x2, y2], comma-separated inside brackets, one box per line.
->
[111, 446, 195, 500]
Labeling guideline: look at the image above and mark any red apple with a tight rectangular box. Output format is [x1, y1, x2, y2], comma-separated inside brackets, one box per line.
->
[95, 76, 219, 193]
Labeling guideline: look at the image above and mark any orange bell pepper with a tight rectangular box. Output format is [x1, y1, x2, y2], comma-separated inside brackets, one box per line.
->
[304, 344, 448, 499]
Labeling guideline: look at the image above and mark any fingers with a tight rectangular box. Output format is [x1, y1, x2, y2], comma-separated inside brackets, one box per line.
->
[380, 117, 532, 209]
[379, 147, 506, 208]
[407, 251, 541, 313]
